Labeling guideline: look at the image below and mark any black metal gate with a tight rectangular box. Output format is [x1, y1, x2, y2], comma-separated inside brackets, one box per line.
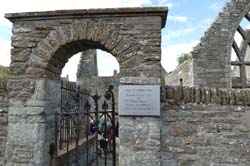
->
[54, 80, 117, 166]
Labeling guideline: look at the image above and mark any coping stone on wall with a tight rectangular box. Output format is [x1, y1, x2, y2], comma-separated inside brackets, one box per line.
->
[120, 77, 160, 85]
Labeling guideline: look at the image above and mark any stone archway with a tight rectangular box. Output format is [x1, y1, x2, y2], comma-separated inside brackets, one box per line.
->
[5, 8, 167, 165]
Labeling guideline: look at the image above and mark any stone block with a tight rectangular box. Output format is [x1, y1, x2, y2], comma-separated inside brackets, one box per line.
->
[169, 124, 196, 137]
[173, 86, 183, 101]
[183, 87, 192, 103]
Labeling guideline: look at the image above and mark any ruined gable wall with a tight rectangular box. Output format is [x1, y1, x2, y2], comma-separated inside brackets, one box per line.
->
[192, 0, 250, 88]
[161, 85, 250, 165]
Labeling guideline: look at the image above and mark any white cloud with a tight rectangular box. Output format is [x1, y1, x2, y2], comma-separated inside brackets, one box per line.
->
[209, 1, 225, 13]
[0, 0, 152, 14]
[161, 40, 199, 72]
[97, 50, 119, 76]
[155, 0, 173, 8]
[146, 0, 174, 9]
[165, 3, 173, 8]
[61, 53, 81, 81]
[0, 39, 11, 67]
[0, 0, 154, 29]
[0, 20, 12, 28]
[163, 27, 197, 41]
[168, 15, 188, 22]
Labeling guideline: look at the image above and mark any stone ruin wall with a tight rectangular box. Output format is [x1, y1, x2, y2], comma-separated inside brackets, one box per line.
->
[0, 80, 8, 166]
[164, 0, 250, 88]
[161, 85, 250, 165]
[192, 0, 250, 88]
[164, 59, 193, 86]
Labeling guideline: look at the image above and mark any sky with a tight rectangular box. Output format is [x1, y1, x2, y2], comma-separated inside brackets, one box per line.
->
[0, 0, 229, 80]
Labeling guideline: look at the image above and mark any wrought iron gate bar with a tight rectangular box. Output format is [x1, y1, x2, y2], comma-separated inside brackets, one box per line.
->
[56, 111, 115, 115]
[104, 85, 116, 166]
[61, 86, 90, 95]
[56, 81, 117, 166]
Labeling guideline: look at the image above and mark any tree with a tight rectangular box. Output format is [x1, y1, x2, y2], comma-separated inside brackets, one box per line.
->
[177, 53, 192, 65]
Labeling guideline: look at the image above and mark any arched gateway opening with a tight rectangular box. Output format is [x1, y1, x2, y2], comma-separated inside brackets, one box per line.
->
[5, 8, 167, 165]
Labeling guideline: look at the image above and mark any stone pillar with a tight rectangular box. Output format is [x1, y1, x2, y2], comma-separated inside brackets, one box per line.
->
[5, 79, 60, 165]
[119, 77, 161, 166]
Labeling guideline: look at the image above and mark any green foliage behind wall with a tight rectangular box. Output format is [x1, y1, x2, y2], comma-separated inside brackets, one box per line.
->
[177, 53, 192, 65]
[0, 66, 10, 80]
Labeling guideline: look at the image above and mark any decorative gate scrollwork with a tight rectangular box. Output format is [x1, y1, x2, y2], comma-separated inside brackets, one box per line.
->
[55, 80, 117, 166]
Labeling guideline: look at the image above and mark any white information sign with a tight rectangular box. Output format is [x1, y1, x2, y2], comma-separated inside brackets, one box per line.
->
[119, 85, 160, 116]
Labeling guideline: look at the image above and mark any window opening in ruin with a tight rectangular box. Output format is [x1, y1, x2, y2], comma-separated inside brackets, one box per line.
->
[231, 11, 250, 88]
[240, 16, 250, 29]
[231, 48, 238, 63]
[61, 49, 119, 81]
[179, 78, 183, 86]
[234, 31, 243, 47]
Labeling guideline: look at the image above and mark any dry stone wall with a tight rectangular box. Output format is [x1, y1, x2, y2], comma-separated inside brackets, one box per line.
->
[161, 85, 250, 165]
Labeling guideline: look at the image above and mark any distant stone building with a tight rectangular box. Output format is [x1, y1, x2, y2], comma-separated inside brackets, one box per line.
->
[164, 59, 193, 86]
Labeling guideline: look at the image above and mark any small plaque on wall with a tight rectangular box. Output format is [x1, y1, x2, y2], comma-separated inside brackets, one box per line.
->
[119, 85, 160, 116]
